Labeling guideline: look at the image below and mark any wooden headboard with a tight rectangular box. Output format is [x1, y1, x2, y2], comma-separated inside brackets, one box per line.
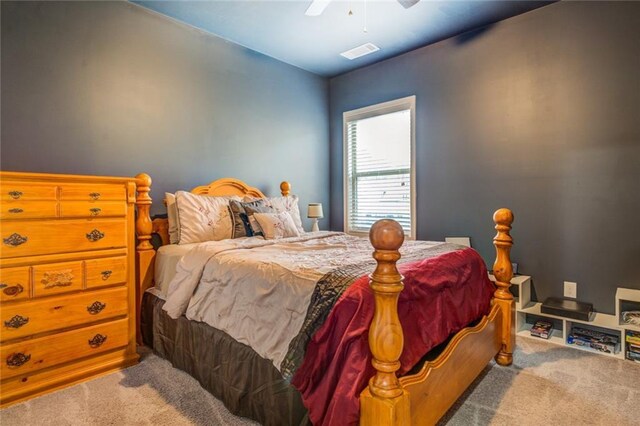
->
[134, 175, 291, 342]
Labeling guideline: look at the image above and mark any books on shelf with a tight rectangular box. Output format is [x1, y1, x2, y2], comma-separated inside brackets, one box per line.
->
[626, 330, 640, 362]
[530, 320, 554, 339]
[567, 326, 621, 354]
[626, 330, 640, 345]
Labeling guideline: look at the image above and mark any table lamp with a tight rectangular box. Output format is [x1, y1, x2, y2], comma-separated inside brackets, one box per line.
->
[307, 203, 323, 232]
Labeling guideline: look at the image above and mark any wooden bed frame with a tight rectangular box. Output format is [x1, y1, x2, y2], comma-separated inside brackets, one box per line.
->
[133, 174, 515, 426]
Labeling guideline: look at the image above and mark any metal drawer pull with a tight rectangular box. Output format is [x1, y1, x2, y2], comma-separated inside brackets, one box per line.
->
[87, 301, 106, 315]
[89, 192, 101, 200]
[89, 208, 102, 216]
[88, 334, 107, 348]
[8, 191, 23, 199]
[101, 270, 112, 280]
[1, 283, 24, 296]
[3, 233, 28, 247]
[4, 315, 29, 329]
[86, 229, 105, 242]
[8, 208, 24, 214]
[6, 352, 31, 368]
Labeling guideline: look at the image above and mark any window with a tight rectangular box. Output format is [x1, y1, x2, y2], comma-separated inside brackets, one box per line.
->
[343, 96, 416, 238]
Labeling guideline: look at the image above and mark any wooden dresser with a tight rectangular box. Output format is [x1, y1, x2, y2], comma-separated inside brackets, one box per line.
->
[0, 171, 139, 407]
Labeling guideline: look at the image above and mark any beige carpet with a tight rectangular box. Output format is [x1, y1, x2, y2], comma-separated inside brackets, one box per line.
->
[2, 336, 639, 425]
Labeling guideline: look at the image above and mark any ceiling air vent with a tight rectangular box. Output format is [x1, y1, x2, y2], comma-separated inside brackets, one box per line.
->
[340, 43, 380, 60]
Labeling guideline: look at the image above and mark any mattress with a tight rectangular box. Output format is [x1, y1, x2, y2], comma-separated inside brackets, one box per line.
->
[153, 242, 199, 297]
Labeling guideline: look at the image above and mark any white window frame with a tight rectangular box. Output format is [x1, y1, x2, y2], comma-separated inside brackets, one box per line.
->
[342, 95, 417, 239]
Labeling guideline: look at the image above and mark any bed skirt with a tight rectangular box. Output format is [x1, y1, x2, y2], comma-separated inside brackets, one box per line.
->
[141, 291, 310, 426]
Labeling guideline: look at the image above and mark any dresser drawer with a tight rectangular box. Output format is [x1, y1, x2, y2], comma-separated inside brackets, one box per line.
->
[85, 256, 127, 289]
[59, 184, 126, 201]
[0, 182, 57, 202]
[0, 287, 128, 342]
[0, 267, 30, 303]
[33, 261, 83, 298]
[1, 318, 129, 379]
[0, 201, 58, 220]
[59, 201, 126, 218]
[1, 219, 127, 258]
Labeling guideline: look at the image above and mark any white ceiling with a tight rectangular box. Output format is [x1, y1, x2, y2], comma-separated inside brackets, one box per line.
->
[133, 0, 552, 77]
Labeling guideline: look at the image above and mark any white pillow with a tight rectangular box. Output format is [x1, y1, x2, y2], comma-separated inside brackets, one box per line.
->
[265, 195, 304, 234]
[253, 212, 300, 240]
[175, 191, 241, 244]
[165, 193, 180, 244]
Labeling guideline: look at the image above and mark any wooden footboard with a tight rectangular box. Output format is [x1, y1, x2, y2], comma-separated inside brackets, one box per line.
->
[400, 304, 502, 425]
[360, 209, 515, 426]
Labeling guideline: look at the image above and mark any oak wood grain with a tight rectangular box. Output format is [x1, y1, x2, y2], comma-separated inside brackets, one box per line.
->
[0, 218, 127, 258]
[1, 317, 129, 380]
[0, 286, 128, 342]
[360, 209, 515, 425]
[0, 201, 58, 220]
[0, 171, 139, 408]
[59, 201, 126, 218]
[85, 256, 127, 289]
[0, 266, 30, 303]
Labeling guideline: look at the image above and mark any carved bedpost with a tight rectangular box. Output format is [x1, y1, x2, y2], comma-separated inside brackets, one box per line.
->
[360, 219, 410, 426]
[280, 181, 291, 196]
[135, 173, 155, 344]
[492, 208, 515, 366]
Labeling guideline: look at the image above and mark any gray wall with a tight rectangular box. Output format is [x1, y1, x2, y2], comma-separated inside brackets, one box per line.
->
[329, 1, 640, 313]
[1, 1, 329, 222]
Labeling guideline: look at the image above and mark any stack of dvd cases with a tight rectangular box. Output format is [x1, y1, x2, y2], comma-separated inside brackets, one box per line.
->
[567, 326, 620, 354]
[530, 319, 554, 339]
[626, 330, 640, 362]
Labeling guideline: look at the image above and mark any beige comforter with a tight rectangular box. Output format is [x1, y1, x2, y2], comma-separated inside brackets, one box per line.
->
[162, 231, 444, 370]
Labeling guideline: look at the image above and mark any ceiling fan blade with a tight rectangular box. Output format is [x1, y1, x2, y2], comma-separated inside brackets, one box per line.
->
[305, 0, 332, 16]
[398, 0, 420, 9]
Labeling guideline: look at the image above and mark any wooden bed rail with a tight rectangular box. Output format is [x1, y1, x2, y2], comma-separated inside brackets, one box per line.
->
[361, 209, 515, 425]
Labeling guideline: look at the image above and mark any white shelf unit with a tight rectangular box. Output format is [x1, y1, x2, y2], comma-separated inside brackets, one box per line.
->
[489, 274, 640, 361]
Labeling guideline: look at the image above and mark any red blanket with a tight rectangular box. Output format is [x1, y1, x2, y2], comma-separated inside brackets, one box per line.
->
[291, 247, 494, 425]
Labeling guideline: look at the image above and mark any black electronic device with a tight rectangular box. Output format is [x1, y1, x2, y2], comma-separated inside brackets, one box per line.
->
[541, 297, 593, 321]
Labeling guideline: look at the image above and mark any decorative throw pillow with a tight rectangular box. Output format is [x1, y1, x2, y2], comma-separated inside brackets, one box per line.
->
[265, 195, 304, 234]
[228, 199, 275, 238]
[165, 192, 180, 244]
[253, 212, 301, 240]
[175, 191, 240, 244]
[248, 216, 263, 236]
[243, 203, 276, 237]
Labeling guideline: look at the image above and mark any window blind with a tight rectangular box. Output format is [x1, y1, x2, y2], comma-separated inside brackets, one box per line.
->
[346, 108, 412, 235]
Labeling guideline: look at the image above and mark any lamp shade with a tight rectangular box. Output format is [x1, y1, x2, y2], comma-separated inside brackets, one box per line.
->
[307, 203, 324, 219]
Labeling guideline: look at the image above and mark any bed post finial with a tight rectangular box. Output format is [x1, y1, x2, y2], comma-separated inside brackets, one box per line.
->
[280, 181, 291, 196]
[492, 208, 515, 366]
[135, 172, 155, 344]
[360, 219, 410, 426]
